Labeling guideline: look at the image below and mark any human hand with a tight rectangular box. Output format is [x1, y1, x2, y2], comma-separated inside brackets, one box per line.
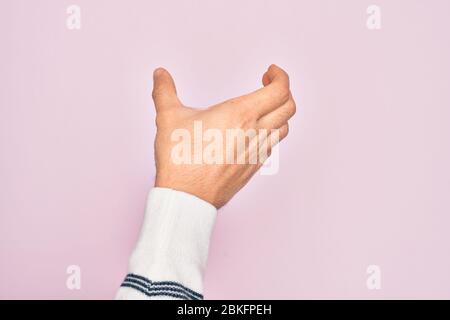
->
[152, 65, 296, 208]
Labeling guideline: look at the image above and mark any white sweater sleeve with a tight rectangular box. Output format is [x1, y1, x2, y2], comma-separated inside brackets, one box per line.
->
[115, 187, 217, 300]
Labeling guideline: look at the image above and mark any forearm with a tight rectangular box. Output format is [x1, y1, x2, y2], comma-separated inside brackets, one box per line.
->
[116, 187, 217, 300]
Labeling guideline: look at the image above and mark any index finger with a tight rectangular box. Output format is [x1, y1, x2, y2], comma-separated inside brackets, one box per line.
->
[241, 64, 291, 118]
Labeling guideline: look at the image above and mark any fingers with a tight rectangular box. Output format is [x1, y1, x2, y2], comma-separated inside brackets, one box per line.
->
[240, 64, 291, 118]
[262, 71, 271, 86]
[266, 123, 289, 150]
[152, 67, 179, 111]
[256, 122, 289, 165]
[263, 64, 290, 88]
[257, 93, 296, 130]
[274, 122, 289, 145]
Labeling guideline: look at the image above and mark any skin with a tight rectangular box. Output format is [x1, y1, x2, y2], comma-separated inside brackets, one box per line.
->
[152, 64, 296, 208]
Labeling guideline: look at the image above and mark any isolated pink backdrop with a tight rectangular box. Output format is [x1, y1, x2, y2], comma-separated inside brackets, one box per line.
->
[1, 0, 450, 299]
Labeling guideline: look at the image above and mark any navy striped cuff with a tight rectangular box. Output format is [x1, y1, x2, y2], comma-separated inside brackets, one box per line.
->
[120, 273, 203, 300]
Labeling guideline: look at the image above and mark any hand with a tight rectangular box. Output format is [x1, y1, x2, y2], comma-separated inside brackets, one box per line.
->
[152, 65, 296, 208]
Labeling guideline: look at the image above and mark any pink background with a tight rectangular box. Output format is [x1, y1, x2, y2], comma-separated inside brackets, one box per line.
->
[1, 0, 450, 299]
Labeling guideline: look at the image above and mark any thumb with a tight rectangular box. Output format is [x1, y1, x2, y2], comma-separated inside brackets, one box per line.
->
[152, 67, 179, 111]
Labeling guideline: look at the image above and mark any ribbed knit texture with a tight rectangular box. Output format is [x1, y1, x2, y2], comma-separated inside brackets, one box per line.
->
[116, 187, 217, 300]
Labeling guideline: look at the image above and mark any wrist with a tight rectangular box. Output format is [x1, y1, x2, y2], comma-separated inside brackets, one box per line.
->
[155, 175, 221, 209]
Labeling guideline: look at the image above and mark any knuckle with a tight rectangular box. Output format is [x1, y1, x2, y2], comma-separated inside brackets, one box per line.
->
[282, 87, 290, 100]
[229, 98, 256, 122]
[155, 110, 171, 126]
[227, 96, 243, 107]
[239, 113, 254, 128]
[281, 70, 290, 85]
[276, 85, 290, 103]
[151, 89, 159, 100]
[155, 114, 163, 127]
[289, 100, 297, 117]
